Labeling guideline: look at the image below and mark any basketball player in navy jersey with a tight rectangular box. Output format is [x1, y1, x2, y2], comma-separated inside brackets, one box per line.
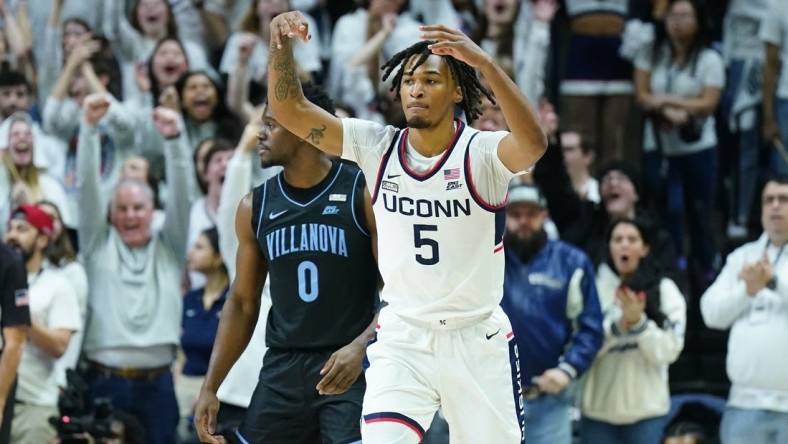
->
[265, 11, 547, 444]
[193, 84, 379, 444]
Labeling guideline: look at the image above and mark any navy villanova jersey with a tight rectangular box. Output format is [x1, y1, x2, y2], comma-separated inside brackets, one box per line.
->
[251, 160, 378, 350]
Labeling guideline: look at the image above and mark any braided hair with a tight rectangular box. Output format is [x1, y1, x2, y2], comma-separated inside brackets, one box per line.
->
[380, 40, 495, 122]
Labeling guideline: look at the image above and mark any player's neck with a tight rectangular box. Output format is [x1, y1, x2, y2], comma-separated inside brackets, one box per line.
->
[408, 117, 457, 158]
[282, 152, 333, 189]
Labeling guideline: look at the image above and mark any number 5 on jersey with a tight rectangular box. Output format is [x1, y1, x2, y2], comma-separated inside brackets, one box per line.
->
[414, 224, 439, 265]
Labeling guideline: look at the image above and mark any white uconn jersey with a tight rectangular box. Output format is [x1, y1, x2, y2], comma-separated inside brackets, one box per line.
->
[369, 120, 507, 324]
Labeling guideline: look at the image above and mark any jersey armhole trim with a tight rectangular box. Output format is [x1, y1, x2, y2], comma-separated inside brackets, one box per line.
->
[371, 130, 400, 205]
[351, 170, 370, 237]
[463, 133, 509, 213]
[254, 181, 269, 239]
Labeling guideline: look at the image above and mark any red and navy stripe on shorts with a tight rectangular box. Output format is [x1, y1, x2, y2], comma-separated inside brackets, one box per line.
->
[363, 412, 426, 441]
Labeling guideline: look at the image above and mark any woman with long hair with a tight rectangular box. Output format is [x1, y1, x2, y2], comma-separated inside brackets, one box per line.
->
[634, 0, 724, 280]
[176, 227, 229, 441]
[102, 0, 215, 103]
[580, 218, 686, 444]
[175, 71, 243, 149]
[0, 113, 72, 232]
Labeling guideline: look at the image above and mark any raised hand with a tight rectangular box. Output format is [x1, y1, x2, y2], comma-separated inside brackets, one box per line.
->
[134, 62, 151, 93]
[82, 93, 111, 126]
[269, 11, 311, 50]
[152, 107, 182, 139]
[67, 39, 100, 68]
[238, 33, 257, 65]
[381, 13, 397, 33]
[239, 118, 262, 154]
[617, 286, 646, 329]
[420, 24, 492, 69]
[159, 86, 180, 112]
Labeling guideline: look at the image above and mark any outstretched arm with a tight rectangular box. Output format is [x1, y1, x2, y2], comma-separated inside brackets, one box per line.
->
[267, 11, 343, 156]
[421, 24, 547, 173]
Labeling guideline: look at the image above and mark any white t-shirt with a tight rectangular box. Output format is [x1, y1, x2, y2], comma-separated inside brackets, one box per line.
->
[53, 262, 88, 388]
[724, 0, 770, 62]
[18, 268, 82, 406]
[761, 0, 788, 98]
[636, 46, 725, 155]
[341, 118, 517, 206]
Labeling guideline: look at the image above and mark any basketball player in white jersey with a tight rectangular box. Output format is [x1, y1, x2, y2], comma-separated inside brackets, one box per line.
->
[266, 11, 547, 443]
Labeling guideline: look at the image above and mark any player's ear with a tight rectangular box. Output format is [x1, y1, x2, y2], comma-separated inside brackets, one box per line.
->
[453, 85, 462, 104]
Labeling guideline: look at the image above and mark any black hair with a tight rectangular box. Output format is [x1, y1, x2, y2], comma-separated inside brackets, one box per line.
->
[201, 226, 228, 275]
[357, 0, 410, 14]
[147, 37, 189, 107]
[129, 0, 178, 38]
[606, 217, 669, 328]
[765, 174, 788, 187]
[380, 40, 494, 121]
[175, 71, 243, 145]
[301, 82, 336, 115]
[651, 0, 712, 72]
[88, 37, 123, 100]
[194, 137, 235, 194]
[63, 17, 91, 34]
[0, 69, 29, 90]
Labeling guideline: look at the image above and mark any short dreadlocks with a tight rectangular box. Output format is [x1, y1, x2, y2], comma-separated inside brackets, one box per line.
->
[380, 40, 495, 122]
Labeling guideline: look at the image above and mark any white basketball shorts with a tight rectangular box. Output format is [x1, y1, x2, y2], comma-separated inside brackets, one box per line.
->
[361, 305, 525, 443]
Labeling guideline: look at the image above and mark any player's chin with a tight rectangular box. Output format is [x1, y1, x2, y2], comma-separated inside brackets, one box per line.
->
[405, 116, 431, 129]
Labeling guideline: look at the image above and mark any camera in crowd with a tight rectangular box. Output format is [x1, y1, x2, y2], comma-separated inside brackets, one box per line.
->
[48, 369, 127, 444]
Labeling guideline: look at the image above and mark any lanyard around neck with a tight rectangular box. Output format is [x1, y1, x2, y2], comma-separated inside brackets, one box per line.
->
[765, 240, 786, 266]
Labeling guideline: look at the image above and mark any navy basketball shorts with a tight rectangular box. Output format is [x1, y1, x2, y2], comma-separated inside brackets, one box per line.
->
[232, 348, 364, 444]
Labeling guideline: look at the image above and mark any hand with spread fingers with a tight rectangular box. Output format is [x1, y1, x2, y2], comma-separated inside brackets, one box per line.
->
[269, 10, 312, 50]
[419, 24, 492, 69]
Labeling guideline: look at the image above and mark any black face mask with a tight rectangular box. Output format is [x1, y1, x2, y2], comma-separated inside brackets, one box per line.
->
[504, 228, 548, 264]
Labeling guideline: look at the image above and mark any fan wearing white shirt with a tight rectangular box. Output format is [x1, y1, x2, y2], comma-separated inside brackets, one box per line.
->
[4, 205, 81, 444]
[701, 176, 788, 444]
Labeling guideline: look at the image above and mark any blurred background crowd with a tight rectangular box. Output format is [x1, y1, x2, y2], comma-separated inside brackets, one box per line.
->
[0, 0, 786, 443]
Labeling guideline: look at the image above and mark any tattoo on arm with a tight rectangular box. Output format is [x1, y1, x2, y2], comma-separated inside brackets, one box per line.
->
[272, 47, 300, 102]
[307, 124, 326, 145]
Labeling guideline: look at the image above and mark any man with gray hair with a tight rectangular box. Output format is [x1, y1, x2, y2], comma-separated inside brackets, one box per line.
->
[76, 93, 192, 444]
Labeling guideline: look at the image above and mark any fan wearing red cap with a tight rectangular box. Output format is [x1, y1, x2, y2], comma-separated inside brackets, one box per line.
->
[3, 203, 82, 443]
[5, 204, 54, 262]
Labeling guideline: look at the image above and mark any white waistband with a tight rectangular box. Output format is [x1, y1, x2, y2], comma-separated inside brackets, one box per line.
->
[395, 311, 493, 330]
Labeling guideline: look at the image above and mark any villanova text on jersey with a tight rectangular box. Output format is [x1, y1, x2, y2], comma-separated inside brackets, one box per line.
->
[265, 223, 349, 260]
[251, 160, 378, 350]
